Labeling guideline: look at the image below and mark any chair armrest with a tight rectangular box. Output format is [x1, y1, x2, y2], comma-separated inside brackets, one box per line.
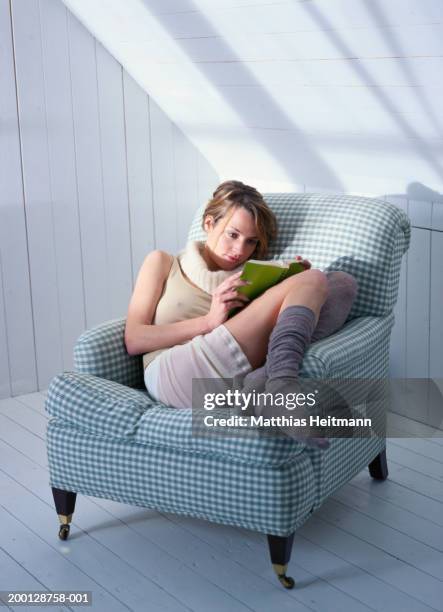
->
[46, 371, 155, 439]
[300, 313, 395, 378]
[73, 318, 144, 388]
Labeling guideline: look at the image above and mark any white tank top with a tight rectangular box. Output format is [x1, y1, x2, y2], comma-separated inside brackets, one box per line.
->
[142, 256, 212, 370]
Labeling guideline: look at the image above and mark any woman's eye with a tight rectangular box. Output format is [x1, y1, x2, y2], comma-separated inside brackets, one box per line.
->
[227, 232, 237, 239]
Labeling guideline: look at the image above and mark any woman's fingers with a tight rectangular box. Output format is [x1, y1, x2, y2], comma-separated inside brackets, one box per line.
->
[231, 276, 250, 289]
[217, 271, 251, 295]
[223, 289, 249, 302]
[296, 255, 311, 270]
[224, 279, 250, 294]
[217, 272, 243, 293]
[228, 299, 249, 310]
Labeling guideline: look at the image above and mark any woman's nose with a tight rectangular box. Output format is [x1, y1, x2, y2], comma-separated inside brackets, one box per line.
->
[235, 243, 247, 256]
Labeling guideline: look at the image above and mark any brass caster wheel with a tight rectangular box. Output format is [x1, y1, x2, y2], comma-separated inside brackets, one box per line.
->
[277, 573, 295, 589]
[58, 524, 70, 540]
[273, 563, 295, 589]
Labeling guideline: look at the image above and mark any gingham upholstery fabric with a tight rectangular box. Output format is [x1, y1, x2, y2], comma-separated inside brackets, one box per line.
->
[74, 318, 145, 389]
[188, 193, 410, 318]
[47, 312, 392, 527]
[46, 192, 410, 536]
[302, 313, 393, 507]
[300, 313, 394, 378]
[46, 371, 307, 466]
[308, 435, 386, 511]
[46, 421, 316, 536]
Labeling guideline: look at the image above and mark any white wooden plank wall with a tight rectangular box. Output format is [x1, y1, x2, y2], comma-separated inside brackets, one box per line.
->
[61, 0, 443, 195]
[1, 0, 442, 400]
[386, 196, 442, 379]
[56, 0, 443, 382]
[0, 0, 39, 399]
[0, 0, 219, 399]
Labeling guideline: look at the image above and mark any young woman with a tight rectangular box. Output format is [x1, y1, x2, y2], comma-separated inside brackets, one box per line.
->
[125, 181, 357, 420]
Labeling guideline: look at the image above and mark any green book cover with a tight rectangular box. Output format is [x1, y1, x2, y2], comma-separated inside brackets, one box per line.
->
[236, 259, 305, 301]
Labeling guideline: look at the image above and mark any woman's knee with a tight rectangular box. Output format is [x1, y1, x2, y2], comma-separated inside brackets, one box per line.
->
[264, 268, 328, 309]
[277, 269, 329, 312]
[326, 271, 358, 301]
[297, 268, 329, 299]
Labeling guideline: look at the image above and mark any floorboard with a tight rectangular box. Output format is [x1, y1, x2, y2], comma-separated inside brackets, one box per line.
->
[1, 391, 442, 612]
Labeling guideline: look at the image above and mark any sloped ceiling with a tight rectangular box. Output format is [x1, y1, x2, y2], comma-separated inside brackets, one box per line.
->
[62, 0, 443, 196]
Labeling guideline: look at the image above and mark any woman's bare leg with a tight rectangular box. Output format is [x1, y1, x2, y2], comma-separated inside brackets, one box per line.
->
[224, 269, 328, 369]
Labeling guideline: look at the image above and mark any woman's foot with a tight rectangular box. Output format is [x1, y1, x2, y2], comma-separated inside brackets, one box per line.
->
[264, 376, 330, 448]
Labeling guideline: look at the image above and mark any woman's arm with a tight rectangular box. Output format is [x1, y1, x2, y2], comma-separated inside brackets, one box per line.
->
[124, 250, 212, 356]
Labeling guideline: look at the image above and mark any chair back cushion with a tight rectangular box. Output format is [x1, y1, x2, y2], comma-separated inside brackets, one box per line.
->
[188, 193, 410, 317]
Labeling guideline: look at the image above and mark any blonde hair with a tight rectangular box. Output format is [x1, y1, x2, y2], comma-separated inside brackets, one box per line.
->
[202, 180, 277, 259]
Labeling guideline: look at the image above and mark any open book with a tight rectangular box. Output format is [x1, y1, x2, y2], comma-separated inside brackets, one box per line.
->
[237, 259, 306, 301]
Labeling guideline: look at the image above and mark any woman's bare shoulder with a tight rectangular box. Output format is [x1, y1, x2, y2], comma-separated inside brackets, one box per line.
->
[125, 250, 175, 343]
[142, 249, 174, 274]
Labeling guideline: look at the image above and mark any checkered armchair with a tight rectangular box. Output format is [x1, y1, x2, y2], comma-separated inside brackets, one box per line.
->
[46, 193, 410, 589]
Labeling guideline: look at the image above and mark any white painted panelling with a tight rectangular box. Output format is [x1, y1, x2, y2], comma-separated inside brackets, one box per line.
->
[139, 3, 442, 34]
[155, 24, 443, 62]
[67, 11, 109, 329]
[147, 0, 443, 24]
[61, 0, 443, 195]
[39, 0, 86, 372]
[122, 72, 155, 286]
[432, 202, 443, 231]
[95, 43, 133, 320]
[430, 231, 443, 378]
[178, 56, 443, 89]
[196, 152, 220, 207]
[172, 124, 199, 249]
[149, 98, 179, 253]
[0, 252, 10, 398]
[406, 228, 431, 378]
[197, 86, 443, 144]
[1, 0, 216, 399]
[3, 0, 443, 398]
[408, 199, 432, 228]
[389, 253, 407, 379]
[0, 0, 37, 397]
[11, 0, 64, 390]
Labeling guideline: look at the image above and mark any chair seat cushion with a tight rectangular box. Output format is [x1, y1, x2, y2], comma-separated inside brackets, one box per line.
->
[47, 420, 316, 536]
[46, 372, 307, 467]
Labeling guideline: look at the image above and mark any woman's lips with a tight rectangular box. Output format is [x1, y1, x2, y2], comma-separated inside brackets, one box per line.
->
[226, 255, 239, 263]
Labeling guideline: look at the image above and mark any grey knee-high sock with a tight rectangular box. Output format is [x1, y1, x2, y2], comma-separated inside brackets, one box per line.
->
[264, 306, 329, 448]
[265, 305, 316, 380]
[238, 305, 329, 448]
[311, 271, 357, 343]
[240, 305, 316, 393]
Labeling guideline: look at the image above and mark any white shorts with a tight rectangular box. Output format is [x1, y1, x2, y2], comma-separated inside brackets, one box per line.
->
[144, 324, 252, 409]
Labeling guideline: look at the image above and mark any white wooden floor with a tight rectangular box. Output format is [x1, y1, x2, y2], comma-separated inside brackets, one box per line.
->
[1, 392, 442, 612]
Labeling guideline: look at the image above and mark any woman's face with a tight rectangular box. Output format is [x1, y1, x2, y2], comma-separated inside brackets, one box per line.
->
[204, 206, 259, 271]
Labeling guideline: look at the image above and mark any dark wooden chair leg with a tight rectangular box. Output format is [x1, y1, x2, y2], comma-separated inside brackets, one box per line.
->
[368, 448, 388, 480]
[267, 533, 295, 589]
[52, 487, 77, 540]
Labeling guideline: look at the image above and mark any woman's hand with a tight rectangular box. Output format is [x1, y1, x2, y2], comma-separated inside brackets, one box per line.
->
[204, 271, 251, 331]
[295, 255, 311, 270]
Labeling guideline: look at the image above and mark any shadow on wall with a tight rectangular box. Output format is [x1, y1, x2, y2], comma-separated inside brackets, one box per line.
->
[141, 0, 443, 196]
[301, 0, 443, 184]
[381, 182, 443, 211]
[406, 182, 443, 204]
[362, 0, 443, 141]
[142, 0, 344, 191]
